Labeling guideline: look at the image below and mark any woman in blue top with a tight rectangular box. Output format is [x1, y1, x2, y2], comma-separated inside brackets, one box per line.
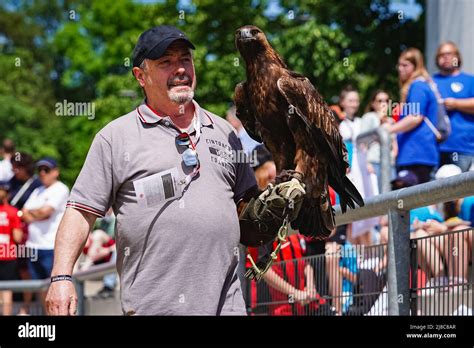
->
[384, 48, 439, 183]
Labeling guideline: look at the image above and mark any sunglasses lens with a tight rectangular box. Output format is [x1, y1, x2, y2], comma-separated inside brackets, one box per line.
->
[176, 133, 190, 146]
[182, 148, 198, 167]
[38, 167, 51, 173]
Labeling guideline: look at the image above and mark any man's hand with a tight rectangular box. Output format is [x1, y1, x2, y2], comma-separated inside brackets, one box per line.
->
[20, 209, 35, 223]
[443, 98, 457, 111]
[258, 178, 306, 221]
[367, 162, 375, 174]
[422, 219, 448, 234]
[293, 289, 312, 305]
[46, 280, 78, 316]
[412, 217, 422, 231]
[239, 177, 305, 247]
[46, 207, 96, 313]
[305, 286, 319, 300]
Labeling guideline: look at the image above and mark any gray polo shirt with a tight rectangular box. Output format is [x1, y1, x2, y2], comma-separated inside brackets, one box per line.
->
[67, 100, 256, 315]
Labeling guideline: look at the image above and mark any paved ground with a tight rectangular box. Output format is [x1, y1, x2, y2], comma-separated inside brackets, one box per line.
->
[84, 279, 122, 315]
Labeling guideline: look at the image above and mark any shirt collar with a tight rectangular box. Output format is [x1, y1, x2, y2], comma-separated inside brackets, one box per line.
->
[192, 100, 214, 128]
[136, 100, 214, 128]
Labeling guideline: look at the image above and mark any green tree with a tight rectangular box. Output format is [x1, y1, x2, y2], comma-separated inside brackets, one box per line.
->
[0, 1, 82, 184]
[1, 0, 425, 185]
[272, 20, 367, 102]
[278, 0, 425, 102]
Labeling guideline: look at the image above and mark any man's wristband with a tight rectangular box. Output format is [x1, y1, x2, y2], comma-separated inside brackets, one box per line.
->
[51, 275, 73, 283]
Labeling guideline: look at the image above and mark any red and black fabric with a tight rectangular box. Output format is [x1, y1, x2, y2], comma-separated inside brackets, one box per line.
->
[246, 245, 271, 315]
[83, 238, 115, 265]
[0, 204, 21, 261]
[247, 234, 327, 315]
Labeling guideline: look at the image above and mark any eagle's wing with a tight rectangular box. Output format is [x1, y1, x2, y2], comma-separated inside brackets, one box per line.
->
[277, 73, 364, 213]
[234, 82, 262, 142]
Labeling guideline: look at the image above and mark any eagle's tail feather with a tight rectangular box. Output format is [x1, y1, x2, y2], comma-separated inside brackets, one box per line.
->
[338, 176, 364, 213]
[291, 197, 334, 239]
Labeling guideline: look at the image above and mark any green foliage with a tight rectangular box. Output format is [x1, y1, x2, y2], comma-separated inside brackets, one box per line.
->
[0, 0, 425, 186]
[0, 48, 62, 162]
[272, 20, 368, 101]
[278, 0, 425, 103]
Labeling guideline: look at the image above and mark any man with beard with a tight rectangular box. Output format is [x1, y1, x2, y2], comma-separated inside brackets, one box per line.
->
[433, 41, 474, 172]
[46, 26, 305, 315]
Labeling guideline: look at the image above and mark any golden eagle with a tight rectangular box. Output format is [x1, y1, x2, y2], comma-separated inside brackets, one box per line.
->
[234, 25, 364, 239]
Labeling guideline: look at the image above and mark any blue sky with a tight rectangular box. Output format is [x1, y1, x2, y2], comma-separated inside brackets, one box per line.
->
[138, 0, 423, 20]
[263, 0, 422, 20]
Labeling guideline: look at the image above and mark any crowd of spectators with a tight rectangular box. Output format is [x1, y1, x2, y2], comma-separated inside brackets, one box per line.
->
[0, 41, 472, 316]
[237, 42, 473, 316]
[0, 141, 116, 314]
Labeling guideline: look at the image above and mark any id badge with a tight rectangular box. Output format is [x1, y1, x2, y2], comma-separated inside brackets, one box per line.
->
[133, 167, 182, 208]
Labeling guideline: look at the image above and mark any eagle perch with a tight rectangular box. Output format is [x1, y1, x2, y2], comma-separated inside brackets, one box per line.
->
[234, 25, 364, 239]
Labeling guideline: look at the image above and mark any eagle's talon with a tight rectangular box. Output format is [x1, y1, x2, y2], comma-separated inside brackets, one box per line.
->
[284, 178, 306, 199]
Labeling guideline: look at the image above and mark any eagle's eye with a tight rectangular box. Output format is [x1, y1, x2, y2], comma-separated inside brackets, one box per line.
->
[251, 29, 260, 36]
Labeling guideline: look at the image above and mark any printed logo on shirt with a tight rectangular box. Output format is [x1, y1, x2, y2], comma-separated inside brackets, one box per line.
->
[205, 138, 257, 170]
[0, 212, 8, 226]
[208, 146, 233, 172]
[205, 138, 234, 172]
[451, 82, 464, 93]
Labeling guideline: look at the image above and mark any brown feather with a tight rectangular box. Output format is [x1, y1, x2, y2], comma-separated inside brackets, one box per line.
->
[234, 25, 363, 238]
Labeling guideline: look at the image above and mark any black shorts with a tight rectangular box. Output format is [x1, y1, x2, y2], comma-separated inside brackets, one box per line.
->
[17, 257, 29, 272]
[0, 260, 20, 281]
[397, 165, 434, 184]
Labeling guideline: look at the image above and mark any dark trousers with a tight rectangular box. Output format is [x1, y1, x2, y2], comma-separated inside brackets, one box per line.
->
[397, 165, 434, 184]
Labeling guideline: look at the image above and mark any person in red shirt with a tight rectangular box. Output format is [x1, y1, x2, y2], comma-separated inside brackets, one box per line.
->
[246, 146, 326, 315]
[0, 182, 23, 315]
[80, 229, 116, 269]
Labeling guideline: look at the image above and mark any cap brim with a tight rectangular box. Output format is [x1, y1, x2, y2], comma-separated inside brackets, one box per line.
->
[146, 37, 195, 61]
[390, 178, 401, 185]
[36, 160, 56, 168]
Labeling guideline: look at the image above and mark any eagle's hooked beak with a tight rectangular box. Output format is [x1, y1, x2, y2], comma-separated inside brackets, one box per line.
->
[237, 27, 256, 42]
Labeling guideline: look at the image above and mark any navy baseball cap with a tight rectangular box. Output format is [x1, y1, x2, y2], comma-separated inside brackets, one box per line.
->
[132, 25, 195, 68]
[251, 145, 273, 170]
[391, 170, 418, 188]
[36, 157, 58, 169]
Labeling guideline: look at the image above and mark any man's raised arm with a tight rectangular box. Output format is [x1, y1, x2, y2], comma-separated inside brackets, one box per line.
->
[45, 207, 97, 315]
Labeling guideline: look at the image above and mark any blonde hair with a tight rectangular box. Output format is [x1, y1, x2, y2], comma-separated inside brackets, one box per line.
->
[399, 48, 431, 103]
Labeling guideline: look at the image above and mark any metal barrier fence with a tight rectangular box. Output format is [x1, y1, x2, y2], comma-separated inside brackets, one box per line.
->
[246, 171, 474, 315]
[0, 261, 116, 315]
[246, 227, 473, 316]
[248, 243, 388, 316]
[411, 227, 473, 316]
[0, 171, 473, 316]
[356, 127, 392, 194]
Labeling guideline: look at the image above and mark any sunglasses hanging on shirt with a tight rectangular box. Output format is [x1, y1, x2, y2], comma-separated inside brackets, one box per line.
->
[165, 114, 202, 194]
[175, 132, 199, 167]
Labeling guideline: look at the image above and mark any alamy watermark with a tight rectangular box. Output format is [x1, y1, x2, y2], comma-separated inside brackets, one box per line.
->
[212, 147, 258, 166]
[386, 100, 421, 118]
[0, 244, 38, 262]
[55, 99, 95, 120]
[18, 322, 55, 341]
